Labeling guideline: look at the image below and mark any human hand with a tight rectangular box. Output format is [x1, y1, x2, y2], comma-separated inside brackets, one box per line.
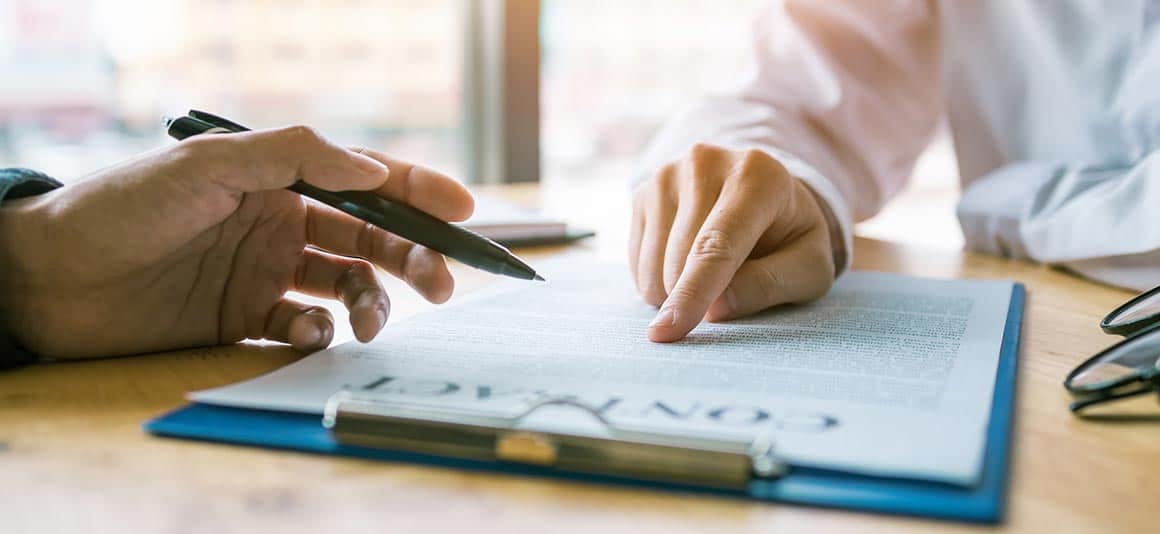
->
[0, 126, 473, 359]
[629, 144, 837, 342]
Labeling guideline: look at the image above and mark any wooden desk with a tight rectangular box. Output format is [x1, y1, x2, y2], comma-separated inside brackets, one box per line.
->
[1, 184, 1157, 533]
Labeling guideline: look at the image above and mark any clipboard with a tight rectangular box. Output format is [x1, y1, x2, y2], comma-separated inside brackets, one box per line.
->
[145, 284, 1024, 524]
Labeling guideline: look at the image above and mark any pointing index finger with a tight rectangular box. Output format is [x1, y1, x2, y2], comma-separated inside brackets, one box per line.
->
[647, 189, 773, 343]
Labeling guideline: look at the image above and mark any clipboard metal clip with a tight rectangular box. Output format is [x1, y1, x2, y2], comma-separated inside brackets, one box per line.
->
[322, 390, 788, 489]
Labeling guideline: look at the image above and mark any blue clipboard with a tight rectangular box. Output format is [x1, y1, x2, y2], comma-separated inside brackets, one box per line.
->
[146, 284, 1025, 524]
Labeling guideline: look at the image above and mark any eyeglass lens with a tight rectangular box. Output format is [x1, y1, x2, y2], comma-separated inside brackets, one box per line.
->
[1105, 289, 1160, 329]
[1070, 332, 1160, 390]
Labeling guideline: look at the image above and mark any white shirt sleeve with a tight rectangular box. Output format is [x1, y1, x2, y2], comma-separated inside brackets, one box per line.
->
[958, 153, 1160, 291]
[635, 0, 943, 275]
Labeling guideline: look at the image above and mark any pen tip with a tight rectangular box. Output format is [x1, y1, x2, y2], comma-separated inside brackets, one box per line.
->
[533, 274, 546, 282]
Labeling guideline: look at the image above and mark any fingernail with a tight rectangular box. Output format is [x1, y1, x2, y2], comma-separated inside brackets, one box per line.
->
[649, 307, 675, 328]
[302, 309, 332, 348]
[355, 291, 377, 310]
[302, 322, 324, 348]
[319, 320, 333, 345]
[356, 291, 388, 329]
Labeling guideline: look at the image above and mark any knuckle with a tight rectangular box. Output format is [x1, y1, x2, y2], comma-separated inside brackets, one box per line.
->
[171, 135, 229, 174]
[655, 164, 679, 191]
[400, 244, 431, 285]
[690, 229, 736, 264]
[738, 147, 771, 167]
[350, 259, 377, 282]
[648, 185, 675, 213]
[356, 222, 382, 261]
[735, 149, 790, 187]
[657, 161, 679, 180]
[282, 124, 325, 145]
[688, 170, 721, 197]
[174, 134, 217, 157]
[687, 142, 724, 175]
[638, 181, 675, 216]
[638, 163, 677, 197]
[689, 142, 721, 162]
[737, 148, 777, 172]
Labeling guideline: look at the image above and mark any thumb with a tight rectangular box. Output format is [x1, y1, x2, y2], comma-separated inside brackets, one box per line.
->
[704, 224, 834, 322]
[187, 125, 390, 193]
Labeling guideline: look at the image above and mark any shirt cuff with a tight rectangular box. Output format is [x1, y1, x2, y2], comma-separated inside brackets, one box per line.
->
[0, 168, 63, 369]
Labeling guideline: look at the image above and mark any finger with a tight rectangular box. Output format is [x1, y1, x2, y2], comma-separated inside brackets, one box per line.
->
[263, 298, 336, 352]
[304, 202, 454, 303]
[662, 177, 721, 293]
[648, 184, 775, 343]
[635, 180, 678, 307]
[354, 148, 475, 222]
[628, 197, 645, 282]
[187, 125, 391, 193]
[705, 224, 835, 322]
[294, 249, 391, 343]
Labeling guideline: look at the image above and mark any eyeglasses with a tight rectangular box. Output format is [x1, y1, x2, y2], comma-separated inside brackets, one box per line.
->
[1064, 286, 1160, 416]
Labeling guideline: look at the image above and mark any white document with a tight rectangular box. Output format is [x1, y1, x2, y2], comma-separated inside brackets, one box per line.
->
[194, 260, 1015, 486]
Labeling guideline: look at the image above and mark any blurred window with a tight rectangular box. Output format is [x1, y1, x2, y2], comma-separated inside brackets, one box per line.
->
[540, 0, 764, 184]
[0, 0, 466, 181]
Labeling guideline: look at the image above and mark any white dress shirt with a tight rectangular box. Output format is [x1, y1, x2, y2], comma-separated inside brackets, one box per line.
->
[638, 0, 1160, 291]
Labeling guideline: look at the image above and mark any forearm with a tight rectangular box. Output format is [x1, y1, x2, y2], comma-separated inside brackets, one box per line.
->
[1062, 251, 1160, 292]
[0, 168, 62, 368]
[958, 153, 1160, 290]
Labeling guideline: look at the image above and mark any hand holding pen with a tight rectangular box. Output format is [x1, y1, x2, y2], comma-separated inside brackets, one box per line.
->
[168, 110, 543, 281]
[0, 120, 487, 358]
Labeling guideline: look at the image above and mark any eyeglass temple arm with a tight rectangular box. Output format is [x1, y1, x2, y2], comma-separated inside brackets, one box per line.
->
[1069, 384, 1158, 414]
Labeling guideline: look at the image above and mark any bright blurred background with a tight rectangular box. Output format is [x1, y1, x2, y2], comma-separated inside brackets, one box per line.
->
[0, 0, 961, 249]
[0, 0, 466, 179]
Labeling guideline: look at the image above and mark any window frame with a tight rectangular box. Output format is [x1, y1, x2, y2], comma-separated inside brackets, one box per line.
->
[463, 0, 540, 184]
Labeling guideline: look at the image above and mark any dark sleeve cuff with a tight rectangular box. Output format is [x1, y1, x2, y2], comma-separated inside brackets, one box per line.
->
[0, 168, 63, 369]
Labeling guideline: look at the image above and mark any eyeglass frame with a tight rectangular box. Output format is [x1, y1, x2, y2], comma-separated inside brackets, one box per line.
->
[1064, 285, 1160, 415]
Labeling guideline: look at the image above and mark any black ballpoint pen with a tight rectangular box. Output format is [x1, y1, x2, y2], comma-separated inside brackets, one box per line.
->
[164, 110, 544, 282]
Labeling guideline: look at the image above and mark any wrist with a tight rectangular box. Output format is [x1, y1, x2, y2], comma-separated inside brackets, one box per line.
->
[0, 194, 53, 343]
[799, 180, 847, 277]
